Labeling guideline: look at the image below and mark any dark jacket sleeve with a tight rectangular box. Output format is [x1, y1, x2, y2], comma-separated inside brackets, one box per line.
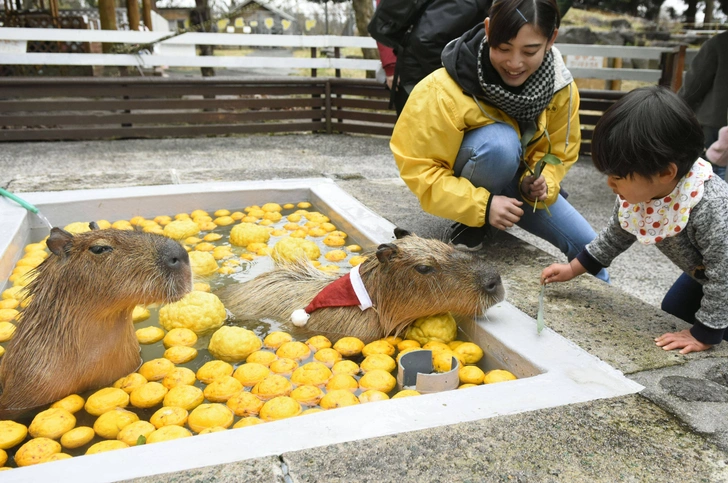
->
[678, 37, 718, 112]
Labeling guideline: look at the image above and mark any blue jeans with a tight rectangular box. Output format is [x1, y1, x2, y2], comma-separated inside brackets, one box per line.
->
[659, 273, 728, 340]
[454, 123, 610, 282]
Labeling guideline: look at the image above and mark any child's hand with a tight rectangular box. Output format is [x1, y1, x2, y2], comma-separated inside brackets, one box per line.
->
[541, 263, 575, 284]
[521, 175, 548, 202]
[655, 329, 712, 354]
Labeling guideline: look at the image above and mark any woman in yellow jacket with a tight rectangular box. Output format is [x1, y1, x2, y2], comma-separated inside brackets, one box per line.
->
[390, 0, 608, 281]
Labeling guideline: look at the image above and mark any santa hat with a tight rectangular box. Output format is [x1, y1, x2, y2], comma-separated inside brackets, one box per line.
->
[290, 263, 373, 327]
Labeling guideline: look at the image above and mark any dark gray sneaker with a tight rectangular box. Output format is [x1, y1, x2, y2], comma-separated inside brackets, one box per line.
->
[445, 223, 493, 251]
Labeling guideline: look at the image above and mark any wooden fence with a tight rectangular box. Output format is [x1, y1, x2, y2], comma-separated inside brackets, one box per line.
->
[0, 76, 394, 141]
[2, 29, 684, 152]
[0, 28, 697, 85]
[0, 76, 622, 155]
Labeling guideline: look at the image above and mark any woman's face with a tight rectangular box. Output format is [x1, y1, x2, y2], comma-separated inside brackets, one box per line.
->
[485, 18, 557, 87]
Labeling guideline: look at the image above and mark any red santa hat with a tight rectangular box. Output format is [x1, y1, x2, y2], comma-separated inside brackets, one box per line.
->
[290, 263, 372, 327]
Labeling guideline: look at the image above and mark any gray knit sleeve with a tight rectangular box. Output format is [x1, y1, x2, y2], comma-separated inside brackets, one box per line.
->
[691, 187, 728, 330]
[586, 198, 637, 267]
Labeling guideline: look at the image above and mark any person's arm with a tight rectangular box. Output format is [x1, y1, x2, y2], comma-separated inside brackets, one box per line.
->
[541, 200, 634, 283]
[390, 72, 492, 228]
[687, 192, 728, 345]
[678, 37, 718, 112]
[541, 257, 587, 284]
[521, 82, 581, 209]
[376, 42, 397, 88]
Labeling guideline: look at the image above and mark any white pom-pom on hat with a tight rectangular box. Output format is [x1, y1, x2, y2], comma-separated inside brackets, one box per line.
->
[290, 265, 372, 328]
[291, 309, 310, 327]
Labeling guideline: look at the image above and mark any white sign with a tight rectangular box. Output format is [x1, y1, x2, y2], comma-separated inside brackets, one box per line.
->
[0, 40, 27, 54]
[565, 55, 604, 69]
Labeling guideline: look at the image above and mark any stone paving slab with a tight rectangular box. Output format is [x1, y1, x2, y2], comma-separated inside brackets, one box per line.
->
[632, 359, 728, 448]
[124, 395, 728, 483]
[124, 456, 285, 483]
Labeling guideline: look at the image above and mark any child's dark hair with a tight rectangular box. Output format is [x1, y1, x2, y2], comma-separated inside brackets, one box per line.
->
[591, 86, 704, 180]
[488, 0, 560, 47]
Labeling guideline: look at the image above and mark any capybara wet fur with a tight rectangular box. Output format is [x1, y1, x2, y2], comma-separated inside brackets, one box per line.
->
[218, 229, 505, 343]
[0, 223, 192, 418]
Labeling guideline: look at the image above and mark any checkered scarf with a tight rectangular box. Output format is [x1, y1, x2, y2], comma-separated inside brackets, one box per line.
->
[477, 37, 555, 122]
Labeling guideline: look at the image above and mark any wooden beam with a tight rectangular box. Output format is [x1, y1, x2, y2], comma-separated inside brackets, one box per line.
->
[127, 0, 140, 31]
[141, 0, 153, 31]
[98, 0, 118, 55]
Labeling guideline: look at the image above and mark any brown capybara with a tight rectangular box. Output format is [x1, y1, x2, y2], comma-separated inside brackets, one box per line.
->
[217, 228, 505, 343]
[0, 223, 192, 418]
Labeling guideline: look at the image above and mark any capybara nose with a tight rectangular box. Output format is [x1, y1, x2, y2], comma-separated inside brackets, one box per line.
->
[161, 239, 190, 271]
[483, 274, 502, 295]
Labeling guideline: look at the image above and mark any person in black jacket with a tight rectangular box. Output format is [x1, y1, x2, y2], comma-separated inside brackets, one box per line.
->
[679, 30, 728, 180]
[373, 0, 493, 115]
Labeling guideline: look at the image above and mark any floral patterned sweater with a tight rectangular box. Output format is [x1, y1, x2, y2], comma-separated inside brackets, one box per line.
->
[576, 160, 728, 344]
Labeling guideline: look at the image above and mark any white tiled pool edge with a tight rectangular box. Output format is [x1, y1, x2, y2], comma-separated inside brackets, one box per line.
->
[0, 179, 643, 482]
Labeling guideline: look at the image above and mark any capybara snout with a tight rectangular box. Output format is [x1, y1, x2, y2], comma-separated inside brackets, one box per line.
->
[0, 223, 193, 416]
[158, 237, 190, 272]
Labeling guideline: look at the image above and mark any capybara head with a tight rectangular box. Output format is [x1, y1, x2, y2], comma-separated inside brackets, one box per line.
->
[363, 228, 505, 331]
[0, 223, 192, 417]
[34, 223, 193, 313]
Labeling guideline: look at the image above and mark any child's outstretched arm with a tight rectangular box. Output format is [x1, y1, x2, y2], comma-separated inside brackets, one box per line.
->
[655, 330, 712, 354]
[541, 258, 587, 284]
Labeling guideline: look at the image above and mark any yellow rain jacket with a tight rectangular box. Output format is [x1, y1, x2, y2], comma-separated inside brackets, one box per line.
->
[390, 29, 581, 229]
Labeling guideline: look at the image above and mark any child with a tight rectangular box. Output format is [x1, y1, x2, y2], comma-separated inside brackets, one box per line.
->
[541, 86, 728, 354]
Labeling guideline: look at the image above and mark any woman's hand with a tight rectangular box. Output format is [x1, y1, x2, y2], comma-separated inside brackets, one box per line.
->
[488, 195, 524, 230]
[521, 174, 548, 202]
[655, 329, 712, 354]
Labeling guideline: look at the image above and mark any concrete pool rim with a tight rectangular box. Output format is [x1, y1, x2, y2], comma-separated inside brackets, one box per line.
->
[0, 179, 644, 482]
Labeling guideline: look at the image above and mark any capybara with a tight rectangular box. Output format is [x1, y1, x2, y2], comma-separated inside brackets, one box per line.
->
[0, 223, 192, 418]
[217, 229, 505, 342]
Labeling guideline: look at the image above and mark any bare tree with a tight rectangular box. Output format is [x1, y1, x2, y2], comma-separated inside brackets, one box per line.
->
[705, 0, 715, 23]
[351, 0, 379, 79]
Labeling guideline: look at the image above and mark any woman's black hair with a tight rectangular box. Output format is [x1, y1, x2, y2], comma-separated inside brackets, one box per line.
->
[591, 86, 704, 180]
[488, 0, 561, 47]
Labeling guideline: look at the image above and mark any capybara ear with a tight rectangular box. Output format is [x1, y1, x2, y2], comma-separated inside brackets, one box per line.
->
[47, 227, 74, 257]
[89, 221, 100, 231]
[376, 243, 399, 264]
[393, 227, 412, 239]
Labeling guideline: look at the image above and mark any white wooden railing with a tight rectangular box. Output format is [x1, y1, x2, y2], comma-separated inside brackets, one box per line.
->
[0, 27, 698, 83]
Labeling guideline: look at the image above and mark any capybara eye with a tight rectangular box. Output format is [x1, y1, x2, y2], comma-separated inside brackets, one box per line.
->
[89, 245, 113, 255]
[414, 264, 435, 275]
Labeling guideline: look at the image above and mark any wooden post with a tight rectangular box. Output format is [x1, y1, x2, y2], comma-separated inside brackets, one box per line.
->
[311, 47, 320, 130]
[98, 0, 117, 54]
[310, 47, 317, 78]
[325, 80, 332, 134]
[127, 0, 140, 30]
[672, 44, 687, 92]
[141, 0, 153, 31]
[334, 46, 340, 78]
[658, 50, 676, 88]
[608, 57, 622, 91]
[49, 0, 59, 27]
